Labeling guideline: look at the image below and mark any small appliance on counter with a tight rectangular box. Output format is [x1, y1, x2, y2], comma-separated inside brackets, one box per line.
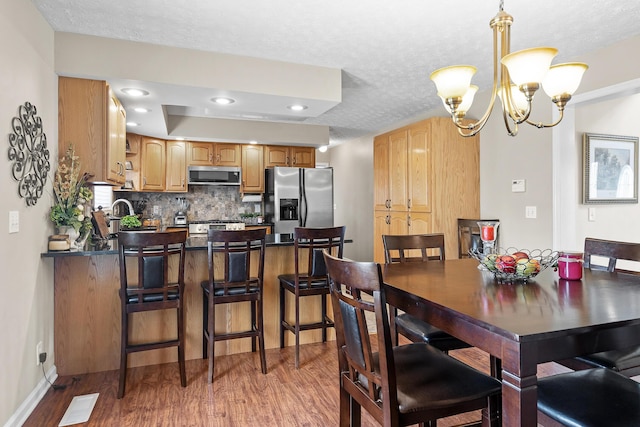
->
[188, 220, 246, 235]
[174, 197, 189, 225]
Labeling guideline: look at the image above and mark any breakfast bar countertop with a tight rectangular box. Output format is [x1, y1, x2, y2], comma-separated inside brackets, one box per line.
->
[41, 233, 304, 258]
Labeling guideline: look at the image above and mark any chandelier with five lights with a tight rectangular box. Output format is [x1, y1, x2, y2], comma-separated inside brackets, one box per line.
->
[430, 1, 588, 137]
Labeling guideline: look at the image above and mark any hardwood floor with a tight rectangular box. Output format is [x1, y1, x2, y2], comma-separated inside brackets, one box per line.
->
[24, 339, 570, 426]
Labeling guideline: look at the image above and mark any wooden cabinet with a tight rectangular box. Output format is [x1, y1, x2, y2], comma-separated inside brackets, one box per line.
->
[265, 145, 315, 168]
[58, 77, 126, 185]
[373, 117, 479, 262]
[187, 142, 241, 167]
[166, 141, 187, 192]
[124, 133, 142, 191]
[241, 145, 264, 193]
[141, 137, 166, 191]
[244, 225, 272, 234]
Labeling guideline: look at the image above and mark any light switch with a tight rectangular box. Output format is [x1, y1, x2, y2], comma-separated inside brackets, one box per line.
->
[525, 206, 537, 219]
[512, 179, 526, 192]
[9, 211, 19, 233]
[588, 207, 596, 222]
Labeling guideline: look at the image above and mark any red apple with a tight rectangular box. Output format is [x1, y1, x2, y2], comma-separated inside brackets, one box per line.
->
[512, 251, 529, 261]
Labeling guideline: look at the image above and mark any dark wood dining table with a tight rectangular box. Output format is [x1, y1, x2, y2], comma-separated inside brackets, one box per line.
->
[382, 258, 640, 426]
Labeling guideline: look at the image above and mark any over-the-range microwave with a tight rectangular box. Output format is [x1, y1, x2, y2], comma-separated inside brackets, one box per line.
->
[187, 166, 241, 186]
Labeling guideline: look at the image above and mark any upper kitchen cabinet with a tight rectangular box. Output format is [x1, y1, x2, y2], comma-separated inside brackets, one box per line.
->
[140, 137, 166, 191]
[187, 142, 241, 167]
[166, 141, 187, 192]
[58, 77, 127, 185]
[265, 145, 316, 168]
[241, 144, 264, 193]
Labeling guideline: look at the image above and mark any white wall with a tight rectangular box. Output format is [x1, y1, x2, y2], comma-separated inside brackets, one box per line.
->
[0, 1, 57, 425]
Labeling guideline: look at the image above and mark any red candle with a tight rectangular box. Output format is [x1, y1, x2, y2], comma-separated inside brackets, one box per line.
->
[481, 225, 494, 241]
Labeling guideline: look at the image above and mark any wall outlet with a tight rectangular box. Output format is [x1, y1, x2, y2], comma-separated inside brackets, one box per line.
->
[153, 205, 160, 215]
[9, 211, 19, 233]
[36, 341, 43, 366]
[525, 206, 537, 219]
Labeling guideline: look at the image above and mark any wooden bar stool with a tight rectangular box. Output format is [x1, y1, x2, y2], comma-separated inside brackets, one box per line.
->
[117, 230, 188, 398]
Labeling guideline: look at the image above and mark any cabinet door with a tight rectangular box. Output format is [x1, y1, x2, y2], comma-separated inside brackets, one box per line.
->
[373, 135, 390, 211]
[373, 210, 390, 263]
[241, 145, 264, 193]
[141, 138, 166, 191]
[124, 133, 142, 191]
[265, 145, 290, 168]
[214, 143, 241, 166]
[166, 141, 187, 192]
[408, 123, 431, 213]
[291, 146, 315, 168]
[187, 142, 214, 165]
[106, 89, 126, 184]
[388, 130, 408, 212]
[408, 212, 431, 234]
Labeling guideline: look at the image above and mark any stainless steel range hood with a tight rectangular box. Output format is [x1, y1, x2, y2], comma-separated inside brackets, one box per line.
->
[187, 166, 241, 186]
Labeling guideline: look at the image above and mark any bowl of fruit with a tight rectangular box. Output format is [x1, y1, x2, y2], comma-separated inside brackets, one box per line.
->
[469, 248, 559, 283]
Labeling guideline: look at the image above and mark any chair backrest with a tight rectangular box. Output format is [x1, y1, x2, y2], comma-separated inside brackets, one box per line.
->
[207, 228, 266, 295]
[323, 251, 399, 420]
[382, 233, 445, 264]
[584, 237, 640, 273]
[118, 230, 187, 306]
[457, 218, 500, 258]
[293, 226, 346, 284]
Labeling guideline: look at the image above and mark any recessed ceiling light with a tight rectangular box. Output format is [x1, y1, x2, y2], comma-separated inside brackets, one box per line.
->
[133, 107, 150, 113]
[288, 104, 308, 111]
[211, 97, 235, 105]
[318, 145, 329, 153]
[175, 137, 185, 140]
[250, 140, 258, 145]
[126, 122, 140, 127]
[121, 88, 149, 97]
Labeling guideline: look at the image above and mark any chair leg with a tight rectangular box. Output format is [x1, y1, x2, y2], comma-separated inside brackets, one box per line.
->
[202, 288, 208, 360]
[321, 293, 328, 343]
[339, 385, 353, 427]
[279, 284, 286, 349]
[348, 393, 362, 427]
[118, 311, 128, 399]
[389, 306, 399, 347]
[251, 297, 257, 353]
[257, 297, 267, 374]
[207, 292, 216, 383]
[177, 303, 187, 387]
[294, 293, 300, 369]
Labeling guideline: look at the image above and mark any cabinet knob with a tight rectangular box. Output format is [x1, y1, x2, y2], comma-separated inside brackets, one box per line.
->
[385, 215, 390, 225]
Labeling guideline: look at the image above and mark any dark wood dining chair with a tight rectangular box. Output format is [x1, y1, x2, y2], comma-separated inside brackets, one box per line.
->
[383, 233, 471, 351]
[279, 226, 345, 368]
[557, 237, 640, 376]
[202, 228, 267, 383]
[537, 368, 640, 426]
[457, 218, 500, 259]
[323, 251, 501, 427]
[118, 230, 188, 398]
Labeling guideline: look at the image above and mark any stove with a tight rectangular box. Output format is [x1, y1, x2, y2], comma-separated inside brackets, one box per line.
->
[188, 220, 246, 235]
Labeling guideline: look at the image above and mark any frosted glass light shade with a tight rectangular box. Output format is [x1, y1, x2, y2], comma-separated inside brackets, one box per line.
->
[458, 85, 479, 113]
[542, 62, 589, 97]
[430, 65, 477, 99]
[501, 47, 558, 86]
[498, 84, 529, 113]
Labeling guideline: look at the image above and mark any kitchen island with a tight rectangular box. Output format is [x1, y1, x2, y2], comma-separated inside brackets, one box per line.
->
[42, 233, 347, 375]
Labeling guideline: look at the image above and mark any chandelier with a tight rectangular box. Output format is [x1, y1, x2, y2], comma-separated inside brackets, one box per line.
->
[430, 1, 588, 137]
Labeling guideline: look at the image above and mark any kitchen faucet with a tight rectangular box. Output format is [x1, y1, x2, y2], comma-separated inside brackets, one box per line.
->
[110, 199, 134, 218]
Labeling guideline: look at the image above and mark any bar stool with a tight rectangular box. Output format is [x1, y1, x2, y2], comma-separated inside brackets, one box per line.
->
[117, 230, 188, 398]
[202, 228, 267, 383]
[279, 226, 345, 368]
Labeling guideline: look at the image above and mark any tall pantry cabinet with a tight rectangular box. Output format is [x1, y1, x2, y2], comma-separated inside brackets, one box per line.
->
[373, 117, 480, 262]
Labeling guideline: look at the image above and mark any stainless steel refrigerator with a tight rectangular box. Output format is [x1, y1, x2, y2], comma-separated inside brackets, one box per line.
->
[264, 167, 334, 234]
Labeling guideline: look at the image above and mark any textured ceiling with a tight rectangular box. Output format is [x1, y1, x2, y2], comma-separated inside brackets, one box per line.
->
[32, 0, 640, 146]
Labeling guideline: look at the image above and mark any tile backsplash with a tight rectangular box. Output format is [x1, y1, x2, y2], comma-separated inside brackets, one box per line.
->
[115, 186, 261, 225]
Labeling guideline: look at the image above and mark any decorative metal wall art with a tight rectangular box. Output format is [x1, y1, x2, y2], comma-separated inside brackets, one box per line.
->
[8, 102, 50, 206]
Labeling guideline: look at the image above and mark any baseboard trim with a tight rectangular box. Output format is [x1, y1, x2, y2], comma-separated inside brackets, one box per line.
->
[3, 365, 57, 427]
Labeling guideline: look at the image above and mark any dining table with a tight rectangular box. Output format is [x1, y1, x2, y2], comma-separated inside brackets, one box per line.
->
[382, 258, 640, 426]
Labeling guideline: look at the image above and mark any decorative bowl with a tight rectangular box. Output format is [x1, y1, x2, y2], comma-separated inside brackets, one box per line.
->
[469, 248, 559, 283]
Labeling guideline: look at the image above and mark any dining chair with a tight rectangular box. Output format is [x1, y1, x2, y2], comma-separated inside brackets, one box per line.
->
[537, 368, 640, 426]
[557, 237, 640, 376]
[383, 233, 471, 352]
[323, 251, 501, 427]
[117, 230, 188, 398]
[202, 228, 267, 383]
[457, 218, 500, 259]
[279, 226, 346, 368]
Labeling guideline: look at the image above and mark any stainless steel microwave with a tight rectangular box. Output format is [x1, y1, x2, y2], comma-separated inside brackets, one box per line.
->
[187, 166, 241, 186]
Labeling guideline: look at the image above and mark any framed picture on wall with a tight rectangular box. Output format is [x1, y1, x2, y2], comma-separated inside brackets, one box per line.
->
[583, 133, 639, 204]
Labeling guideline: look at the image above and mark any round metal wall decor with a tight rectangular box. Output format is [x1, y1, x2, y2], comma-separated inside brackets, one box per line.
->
[8, 102, 50, 206]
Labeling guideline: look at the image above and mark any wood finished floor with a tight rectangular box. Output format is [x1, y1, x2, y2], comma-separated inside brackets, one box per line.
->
[24, 339, 571, 426]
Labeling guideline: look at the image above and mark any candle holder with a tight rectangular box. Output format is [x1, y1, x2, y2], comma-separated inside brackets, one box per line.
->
[477, 221, 500, 255]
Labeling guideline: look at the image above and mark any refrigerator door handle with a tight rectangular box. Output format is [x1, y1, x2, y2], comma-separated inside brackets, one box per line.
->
[300, 170, 307, 226]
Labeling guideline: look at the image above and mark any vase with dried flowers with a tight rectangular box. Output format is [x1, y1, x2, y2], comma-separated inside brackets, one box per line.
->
[50, 145, 93, 248]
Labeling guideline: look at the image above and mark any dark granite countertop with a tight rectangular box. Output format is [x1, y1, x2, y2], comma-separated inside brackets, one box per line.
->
[42, 233, 298, 258]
